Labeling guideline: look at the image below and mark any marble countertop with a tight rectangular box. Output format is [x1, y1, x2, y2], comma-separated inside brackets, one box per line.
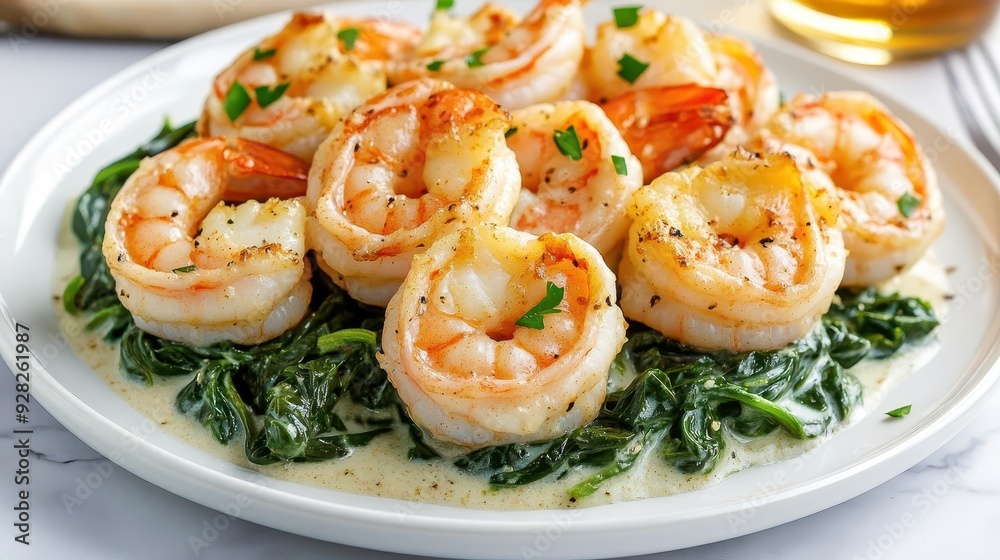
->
[2, 2, 999, 559]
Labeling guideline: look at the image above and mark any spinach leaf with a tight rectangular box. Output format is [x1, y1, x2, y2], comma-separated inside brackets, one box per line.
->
[119, 325, 250, 385]
[298, 430, 391, 461]
[239, 288, 365, 410]
[256, 329, 391, 463]
[176, 360, 258, 450]
[826, 288, 939, 358]
[261, 359, 346, 460]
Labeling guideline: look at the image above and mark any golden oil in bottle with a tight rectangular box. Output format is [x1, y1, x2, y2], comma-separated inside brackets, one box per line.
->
[768, 0, 1000, 64]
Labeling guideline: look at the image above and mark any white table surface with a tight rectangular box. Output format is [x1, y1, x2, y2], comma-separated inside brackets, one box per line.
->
[2, 1, 999, 559]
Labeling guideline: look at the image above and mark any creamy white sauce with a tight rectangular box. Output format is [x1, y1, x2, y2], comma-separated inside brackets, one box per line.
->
[52, 205, 949, 510]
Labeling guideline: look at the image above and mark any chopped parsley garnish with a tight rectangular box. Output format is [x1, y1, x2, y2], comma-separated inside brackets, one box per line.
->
[252, 47, 276, 60]
[466, 47, 489, 68]
[505, 126, 518, 139]
[427, 59, 445, 71]
[254, 83, 290, 108]
[613, 6, 642, 28]
[172, 265, 196, 274]
[897, 192, 921, 218]
[885, 405, 912, 418]
[515, 281, 565, 330]
[553, 125, 583, 161]
[436, 0, 454, 10]
[337, 27, 361, 51]
[223, 81, 252, 122]
[612, 155, 628, 175]
[616, 53, 649, 84]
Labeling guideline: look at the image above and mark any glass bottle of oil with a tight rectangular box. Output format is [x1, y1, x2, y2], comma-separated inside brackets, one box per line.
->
[768, 0, 1000, 64]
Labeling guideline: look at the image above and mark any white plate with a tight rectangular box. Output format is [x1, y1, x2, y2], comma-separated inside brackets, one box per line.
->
[1, 2, 999, 558]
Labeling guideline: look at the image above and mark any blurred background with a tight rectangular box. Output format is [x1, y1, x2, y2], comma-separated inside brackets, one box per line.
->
[1, 0, 998, 64]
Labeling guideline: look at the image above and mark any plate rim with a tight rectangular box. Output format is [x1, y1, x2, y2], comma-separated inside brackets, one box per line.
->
[2, 1, 1000, 557]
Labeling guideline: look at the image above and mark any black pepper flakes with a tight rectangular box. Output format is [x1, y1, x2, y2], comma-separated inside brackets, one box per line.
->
[719, 233, 740, 247]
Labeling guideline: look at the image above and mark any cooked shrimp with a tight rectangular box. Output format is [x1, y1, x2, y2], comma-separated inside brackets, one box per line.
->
[409, 3, 520, 61]
[198, 13, 419, 161]
[599, 84, 733, 181]
[506, 100, 642, 258]
[307, 79, 520, 307]
[379, 224, 627, 449]
[704, 34, 780, 159]
[103, 137, 313, 346]
[387, 0, 585, 109]
[332, 15, 423, 67]
[763, 92, 945, 285]
[585, 11, 716, 102]
[619, 148, 846, 352]
[585, 9, 778, 163]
